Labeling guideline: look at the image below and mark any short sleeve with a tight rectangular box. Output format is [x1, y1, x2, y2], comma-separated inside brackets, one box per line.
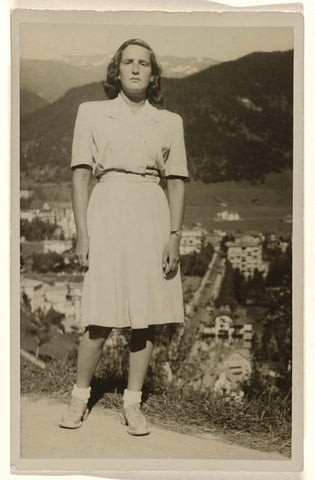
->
[70, 103, 94, 170]
[165, 114, 189, 178]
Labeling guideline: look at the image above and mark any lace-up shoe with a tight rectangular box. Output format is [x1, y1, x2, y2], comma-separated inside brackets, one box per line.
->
[59, 397, 89, 429]
[120, 403, 150, 436]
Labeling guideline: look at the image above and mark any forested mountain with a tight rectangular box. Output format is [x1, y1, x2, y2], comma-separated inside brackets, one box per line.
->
[20, 90, 49, 116]
[20, 50, 293, 184]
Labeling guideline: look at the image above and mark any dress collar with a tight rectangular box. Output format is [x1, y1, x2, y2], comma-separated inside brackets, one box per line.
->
[105, 92, 160, 125]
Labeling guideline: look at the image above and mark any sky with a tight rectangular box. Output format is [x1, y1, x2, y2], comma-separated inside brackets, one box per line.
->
[19, 23, 293, 62]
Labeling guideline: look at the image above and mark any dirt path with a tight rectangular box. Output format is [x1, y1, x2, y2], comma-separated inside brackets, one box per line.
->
[19, 395, 287, 461]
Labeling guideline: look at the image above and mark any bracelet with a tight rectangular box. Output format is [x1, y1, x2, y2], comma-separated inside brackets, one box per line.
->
[170, 230, 182, 239]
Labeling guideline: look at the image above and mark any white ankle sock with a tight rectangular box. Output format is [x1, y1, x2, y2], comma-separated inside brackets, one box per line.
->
[123, 388, 142, 408]
[72, 384, 91, 402]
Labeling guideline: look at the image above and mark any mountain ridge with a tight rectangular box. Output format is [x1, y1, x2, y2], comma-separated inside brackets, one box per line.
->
[20, 55, 219, 103]
[20, 50, 293, 185]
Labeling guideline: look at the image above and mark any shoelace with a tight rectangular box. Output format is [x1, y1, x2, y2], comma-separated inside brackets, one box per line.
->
[68, 398, 86, 420]
[125, 404, 144, 419]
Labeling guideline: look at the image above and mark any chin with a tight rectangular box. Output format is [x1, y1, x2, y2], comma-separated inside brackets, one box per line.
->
[125, 87, 147, 97]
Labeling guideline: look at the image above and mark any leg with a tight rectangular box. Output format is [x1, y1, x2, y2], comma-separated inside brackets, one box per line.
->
[120, 326, 155, 436]
[76, 327, 112, 388]
[127, 325, 155, 391]
[59, 326, 111, 429]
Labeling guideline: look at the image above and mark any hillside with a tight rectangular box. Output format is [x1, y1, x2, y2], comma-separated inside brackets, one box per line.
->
[20, 59, 104, 104]
[20, 50, 293, 184]
[162, 50, 293, 183]
[20, 90, 49, 116]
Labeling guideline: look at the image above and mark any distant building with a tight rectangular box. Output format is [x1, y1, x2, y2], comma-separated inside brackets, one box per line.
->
[225, 236, 269, 279]
[20, 201, 76, 239]
[214, 210, 242, 222]
[180, 224, 207, 255]
[202, 314, 253, 348]
[237, 96, 262, 112]
[21, 276, 83, 330]
[206, 230, 226, 246]
[198, 344, 252, 393]
[48, 202, 76, 239]
[20, 210, 39, 222]
[221, 350, 252, 382]
[43, 239, 72, 254]
[21, 277, 46, 312]
[20, 189, 34, 200]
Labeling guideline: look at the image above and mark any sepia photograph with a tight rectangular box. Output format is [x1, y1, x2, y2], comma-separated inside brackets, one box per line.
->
[10, 6, 303, 474]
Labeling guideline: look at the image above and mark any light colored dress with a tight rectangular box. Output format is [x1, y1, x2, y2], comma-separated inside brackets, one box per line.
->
[71, 93, 188, 329]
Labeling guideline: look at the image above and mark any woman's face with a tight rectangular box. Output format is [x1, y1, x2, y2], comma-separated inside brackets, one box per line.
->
[119, 44, 153, 100]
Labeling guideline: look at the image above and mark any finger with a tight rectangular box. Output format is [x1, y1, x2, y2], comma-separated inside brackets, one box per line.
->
[81, 255, 89, 267]
[162, 249, 168, 269]
[164, 260, 173, 276]
[78, 255, 88, 267]
[171, 260, 179, 271]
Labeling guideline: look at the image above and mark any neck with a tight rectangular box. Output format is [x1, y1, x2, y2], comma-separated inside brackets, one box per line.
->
[120, 90, 146, 106]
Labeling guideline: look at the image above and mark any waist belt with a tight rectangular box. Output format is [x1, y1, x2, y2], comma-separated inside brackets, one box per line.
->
[97, 167, 160, 180]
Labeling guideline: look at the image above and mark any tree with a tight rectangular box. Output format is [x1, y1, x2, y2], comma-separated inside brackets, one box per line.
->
[20, 217, 57, 241]
[256, 284, 292, 394]
[266, 243, 292, 287]
[32, 251, 65, 273]
[233, 268, 247, 304]
[44, 307, 65, 333]
[180, 243, 214, 277]
[215, 261, 237, 309]
[246, 269, 266, 305]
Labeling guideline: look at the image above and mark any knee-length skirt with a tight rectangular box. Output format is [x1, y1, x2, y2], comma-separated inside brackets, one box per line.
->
[80, 172, 185, 329]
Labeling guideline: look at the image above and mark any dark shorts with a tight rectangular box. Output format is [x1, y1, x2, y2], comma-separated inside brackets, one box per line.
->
[84, 325, 155, 351]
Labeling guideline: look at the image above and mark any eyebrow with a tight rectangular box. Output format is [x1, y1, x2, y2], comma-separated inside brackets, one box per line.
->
[121, 57, 150, 62]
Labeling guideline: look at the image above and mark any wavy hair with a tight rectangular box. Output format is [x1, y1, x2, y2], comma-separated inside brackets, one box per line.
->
[102, 38, 163, 106]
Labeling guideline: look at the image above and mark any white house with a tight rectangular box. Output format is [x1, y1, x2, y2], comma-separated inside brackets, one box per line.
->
[180, 225, 207, 255]
[20, 277, 46, 312]
[43, 239, 73, 254]
[226, 236, 269, 279]
[222, 350, 252, 382]
[214, 210, 242, 222]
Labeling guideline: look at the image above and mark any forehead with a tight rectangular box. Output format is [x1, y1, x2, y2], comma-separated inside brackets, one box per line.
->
[121, 44, 151, 62]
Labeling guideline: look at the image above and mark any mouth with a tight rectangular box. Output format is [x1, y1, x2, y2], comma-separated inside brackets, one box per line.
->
[130, 77, 141, 82]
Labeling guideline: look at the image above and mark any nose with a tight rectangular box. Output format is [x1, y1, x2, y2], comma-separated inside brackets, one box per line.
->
[132, 61, 139, 74]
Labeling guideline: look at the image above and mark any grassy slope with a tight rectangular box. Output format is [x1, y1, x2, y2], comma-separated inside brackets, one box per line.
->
[184, 169, 292, 234]
[20, 356, 291, 457]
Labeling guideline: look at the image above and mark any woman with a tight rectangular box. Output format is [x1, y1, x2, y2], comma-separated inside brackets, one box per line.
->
[59, 39, 188, 436]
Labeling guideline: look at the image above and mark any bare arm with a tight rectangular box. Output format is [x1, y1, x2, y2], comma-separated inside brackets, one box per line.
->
[72, 167, 91, 267]
[167, 177, 185, 232]
[162, 177, 186, 276]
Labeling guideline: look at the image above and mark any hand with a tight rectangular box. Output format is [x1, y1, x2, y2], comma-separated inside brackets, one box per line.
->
[74, 235, 89, 269]
[162, 235, 180, 277]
